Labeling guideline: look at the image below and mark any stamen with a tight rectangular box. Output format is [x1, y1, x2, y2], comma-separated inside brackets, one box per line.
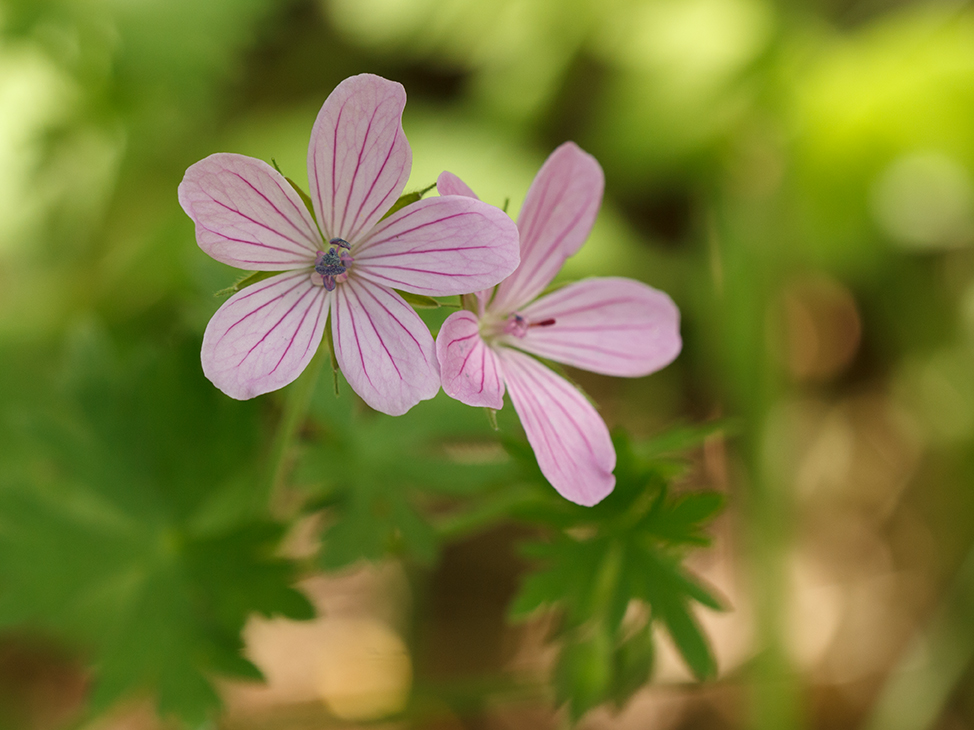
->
[315, 248, 345, 277]
[314, 245, 355, 289]
[329, 238, 351, 250]
[531, 318, 556, 328]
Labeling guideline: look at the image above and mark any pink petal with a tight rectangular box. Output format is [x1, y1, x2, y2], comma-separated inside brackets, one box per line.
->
[201, 271, 329, 399]
[514, 277, 682, 377]
[435, 171, 495, 309]
[435, 311, 505, 409]
[331, 276, 440, 416]
[178, 153, 322, 270]
[352, 196, 520, 296]
[491, 142, 604, 314]
[307, 74, 411, 244]
[499, 348, 615, 506]
[436, 170, 479, 199]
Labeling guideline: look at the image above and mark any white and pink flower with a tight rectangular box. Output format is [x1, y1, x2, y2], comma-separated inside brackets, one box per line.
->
[179, 74, 519, 415]
[435, 142, 682, 505]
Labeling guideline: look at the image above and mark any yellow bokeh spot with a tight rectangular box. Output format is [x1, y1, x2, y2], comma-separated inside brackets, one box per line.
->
[315, 618, 412, 721]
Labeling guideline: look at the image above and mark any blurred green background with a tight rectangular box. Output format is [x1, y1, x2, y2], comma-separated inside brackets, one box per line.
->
[3, 0, 974, 728]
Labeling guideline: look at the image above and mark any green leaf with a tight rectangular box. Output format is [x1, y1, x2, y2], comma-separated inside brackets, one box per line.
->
[668, 492, 726, 526]
[555, 628, 613, 721]
[641, 490, 726, 546]
[611, 627, 655, 709]
[506, 425, 726, 715]
[0, 329, 315, 725]
[638, 419, 737, 459]
[632, 550, 720, 679]
[656, 596, 717, 681]
[299, 382, 516, 569]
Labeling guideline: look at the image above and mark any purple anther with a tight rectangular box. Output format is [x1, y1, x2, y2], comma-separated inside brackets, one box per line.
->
[314, 245, 354, 291]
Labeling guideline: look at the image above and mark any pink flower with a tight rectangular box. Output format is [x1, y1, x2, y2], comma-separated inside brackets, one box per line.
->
[178, 74, 519, 415]
[435, 143, 681, 505]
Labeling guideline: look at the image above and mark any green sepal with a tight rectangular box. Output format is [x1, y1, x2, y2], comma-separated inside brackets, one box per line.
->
[460, 293, 481, 313]
[215, 270, 278, 298]
[381, 182, 437, 220]
[395, 290, 441, 309]
[271, 158, 319, 225]
[286, 177, 318, 225]
[485, 407, 499, 431]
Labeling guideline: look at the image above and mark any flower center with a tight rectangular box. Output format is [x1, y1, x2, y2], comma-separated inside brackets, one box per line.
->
[502, 313, 556, 338]
[314, 238, 354, 291]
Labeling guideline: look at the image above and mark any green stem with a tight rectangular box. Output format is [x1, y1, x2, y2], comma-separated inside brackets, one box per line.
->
[258, 348, 325, 517]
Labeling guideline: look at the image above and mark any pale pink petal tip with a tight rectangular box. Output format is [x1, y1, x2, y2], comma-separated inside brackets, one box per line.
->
[353, 195, 520, 296]
[178, 153, 322, 271]
[491, 141, 605, 314]
[518, 277, 682, 377]
[500, 349, 615, 506]
[436, 311, 505, 409]
[307, 73, 412, 244]
[201, 271, 329, 400]
[331, 277, 440, 416]
[436, 171, 479, 199]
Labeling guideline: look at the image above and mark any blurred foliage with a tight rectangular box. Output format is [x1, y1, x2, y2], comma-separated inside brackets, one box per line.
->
[2, 0, 974, 727]
[295, 381, 518, 569]
[507, 431, 725, 719]
[0, 324, 314, 722]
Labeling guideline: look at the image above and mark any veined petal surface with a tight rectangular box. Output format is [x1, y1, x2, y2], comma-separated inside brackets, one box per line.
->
[491, 142, 604, 314]
[308, 74, 411, 244]
[332, 277, 439, 416]
[499, 349, 615, 506]
[515, 277, 682, 377]
[434, 171, 496, 309]
[353, 196, 519, 296]
[436, 170, 479, 199]
[202, 271, 329, 400]
[178, 153, 321, 270]
[436, 311, 505, 409]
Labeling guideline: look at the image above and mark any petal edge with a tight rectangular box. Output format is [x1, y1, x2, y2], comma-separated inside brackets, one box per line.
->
[516, 277, 682, 377]
[201, 271, 328, 399]
[307, 74, 411, 243]
[436, 310, 505, 409]
[332, 277, 440, 416]
[500, 348, 615, 506]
